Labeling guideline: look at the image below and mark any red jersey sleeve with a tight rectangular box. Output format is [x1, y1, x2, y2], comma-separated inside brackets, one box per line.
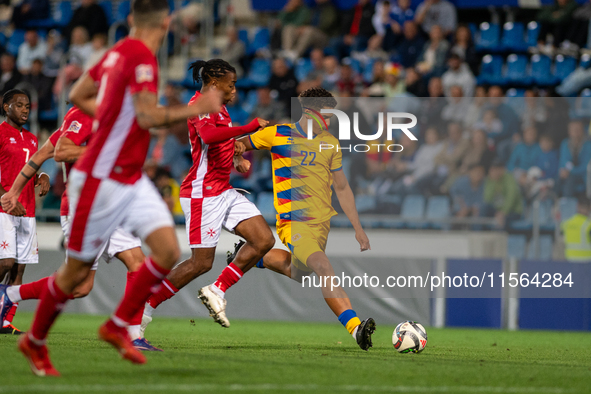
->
[48, 129, 61, 146]
[128, 54, 158, 95]
[61, 114, 94, 146]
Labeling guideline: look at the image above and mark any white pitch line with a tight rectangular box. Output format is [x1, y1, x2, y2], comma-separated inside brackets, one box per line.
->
[0, 384, 573, 393]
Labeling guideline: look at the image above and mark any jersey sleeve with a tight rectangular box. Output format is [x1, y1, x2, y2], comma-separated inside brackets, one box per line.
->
[61, 114, 94, 145]
[249, 126, 276, 151]
[48, 129, 61, 146]
[128, 53, 158, 95]
[330, 141, 343, 172]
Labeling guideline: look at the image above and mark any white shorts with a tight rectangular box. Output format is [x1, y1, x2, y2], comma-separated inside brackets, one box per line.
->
[0, 213, 38, 264]
[61, 216, 142, 271]
[181, 188, 261, 249]
[67, 169, 174, 262]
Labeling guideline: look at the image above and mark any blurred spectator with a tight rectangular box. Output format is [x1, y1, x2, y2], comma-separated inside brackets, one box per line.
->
[474, 109, 506, 148]
[433, 122, 470, 193]
[450, 164, 485, 218]
[483, 159, 523, 228]
[521, 89, 547, 130]
[250, 87, 286, 125]
[463, 85, 487, 129]
[525, 133, 558, 199]
[367, 132, 417, 196]
[43, 30, 64, 78]
[66, 0, 109, 44]
[567, 0, 591, 48]
[297, 48, 325, 92]
[486, 86, 520, 138]
[441, 85, 470, 123]
[449, 24, 479, 75]
[354, 34, 389, 64]
[11, 0, 49, 29]
[416, 25, 449, 76]
[404, 67, 427, 97]
[278, 0, 312, 55]
[220, 27, 246, 78]
[269, 58, 298, 111]
[153, 168, 183, 217]
[506, 126, 542, 184]
[53, 26, 93, 96]
[17, 30, 47, 75]
[84, 33, 108, 71]
[22, 59, 52, 111]
[383, 62, 405, 97]
[321, 55, 340, 91]
[459, 128, 495, 175]
[0, 54, 22, 95]
[415, 0, 457, 36]
[148, 129, 191, 181]
[396, 21, 426, 68]
[336, 62, 361, 95]
[329, 0, 375, 59]
[226, 95, 249, 126]
[559, 120, 591, 196]
[364, 59, 386, 96]
[441, 53, 475, 97]
[420, 77, 445, 126]
[373, 0, 414, 51]
[537, 0, 578, 48]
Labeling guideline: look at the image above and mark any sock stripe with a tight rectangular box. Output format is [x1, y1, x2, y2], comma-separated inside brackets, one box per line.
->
[111, 315, 128, 328]
[28, 332, 46, 346]
[162, 280, 176, 294]
[227, 265, 242, 279]
[144, 258, 166, 280]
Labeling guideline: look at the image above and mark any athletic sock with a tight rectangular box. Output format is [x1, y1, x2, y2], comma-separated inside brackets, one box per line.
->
[29, 276, 70, 344]
[146, 278, 179, 310]
[7, 285, 23, 302]
[338, 309, 361, 337]
[212, 262, 243, 297]
[125, 272, 144, 328]
[143, 303, 154, 318]
[12, 277, 74, 302]
[255, 258, 265, 269]
[128, 325, 141, 341]
[3, 303, 17, 326]
[111, 257, 170, 328]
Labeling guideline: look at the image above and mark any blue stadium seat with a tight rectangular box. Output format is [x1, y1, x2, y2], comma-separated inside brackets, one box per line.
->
[256, 192, 276, 221]
[0, 32, 6, 49]
[6, 30, 25, 56]
[511, 199, 554, 232]
[530, 54, 554, 86]
[557, 197, 577, 222]
[344, 57, 362, 75]
[238, 28, 249, 47]
[504, 54, 529, 85]
[100, 1, 114, 26]
[401, 195, 426, 229]
[355, 195, 377, 213]
[242, 89, 259, 115]
[362, 58, 377, 84]
[248, 27, 270, 55]
[527, 235, 554, 260]
[580, 54, 591, 69]
[116, 0, 131, 22]
[507, 234, 526, 259]
[554, 55, 577, 83]
[55, 1, 73, 26]
[236, 58, 271, 88]
[506, 88, 525, 97]
[294, 58, 313, 82]
[475, 22, 500, 52]
[477, 54, 504, 85]
[180, 89, 194, 104]
[426, 196, 451, 229]
[501, 22, 526, 52]
[526, 21, 540, 48]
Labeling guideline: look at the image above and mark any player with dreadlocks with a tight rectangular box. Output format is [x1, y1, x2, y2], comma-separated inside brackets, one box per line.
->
[140, 59, 274, 339]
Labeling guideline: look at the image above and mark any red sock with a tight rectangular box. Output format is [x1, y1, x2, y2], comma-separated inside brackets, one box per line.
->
[125, 271, 143, 326]
[146, 278, 178, 309]
[19, 277, 49, 300]
[3, 303, 17, 326]
[111, 257, 170, 327]
[29, 277, 70, 343]
[213, 263, 243, 293]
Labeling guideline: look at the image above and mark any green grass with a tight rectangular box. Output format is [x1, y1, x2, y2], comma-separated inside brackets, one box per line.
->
[1, 312, 591, 393]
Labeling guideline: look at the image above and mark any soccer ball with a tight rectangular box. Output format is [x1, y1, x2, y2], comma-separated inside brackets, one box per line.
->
[392, 321, 427, 353]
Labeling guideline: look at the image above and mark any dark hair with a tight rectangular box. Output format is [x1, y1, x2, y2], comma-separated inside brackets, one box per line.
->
[189, 59, 236, 85]
[131, 0, 169, 23]
[577, 195, 590, 208]
[298, 87, 337, 111]
[539, 133, 554, 143]
[1, 89, 28, 116]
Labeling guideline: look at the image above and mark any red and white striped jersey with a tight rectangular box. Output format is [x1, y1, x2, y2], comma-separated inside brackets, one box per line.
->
[73, 37, 158, 185]
[180, 91, 235, 199]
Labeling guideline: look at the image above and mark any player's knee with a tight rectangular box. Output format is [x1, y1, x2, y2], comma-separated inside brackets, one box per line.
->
[0, 258, 14, 270]
[155, 244, 181, 267]
[189, 255, 214, 274]
[255, 232, 275, 255]
[72, 282, 93, 298]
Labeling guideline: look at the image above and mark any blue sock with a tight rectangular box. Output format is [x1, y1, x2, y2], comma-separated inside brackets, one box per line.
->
[256, 258, 265, 269]
[338, 309, 360, 334]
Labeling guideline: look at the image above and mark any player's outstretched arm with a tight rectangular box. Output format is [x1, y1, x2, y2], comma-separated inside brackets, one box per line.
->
[0, 138, 55, 214]
[69, 73, 98, 117]
[54, 136, 86, 163]
[333, 169, 371, 252]
[133, 89, 223, 130]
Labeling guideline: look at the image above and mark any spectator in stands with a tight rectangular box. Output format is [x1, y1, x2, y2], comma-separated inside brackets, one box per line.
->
[153, 168, 183, 217]
[220, 27, 246, 78]
[0, 54, 21, 95]
[404, 67, 427, 97]
[525, 133, 558, 199]
[521, 89, 547, 130]
[336, 61, 361, 95]
[414, 0, 457, 36]
[506, 126, 542, 184]
[17, 30, 47, 75]
[420, 76, 445, 126]
[66, 0, 109, 44]
[441, 53, 475, 97]
[269, 57, 298, 110]
[559, 120, 591, 197]
[383, 62, 405, 97]
[226, 95, 249, 126]
[354, 34, 389, 64]
[449, 24, 479, 75]
[474, 109, 507, 149]
[432, 122, 470, 194]
[486, 85, 520, 139]
[250, 87, 286, 125]
[367, 132, 417, 196]
[22, 58, 52, 111]
[396, 21, 426, 68]
[42, 30, 63, 78]
[297, 48, 325, 92]
[416, 25, 449, 76]
[459, 128, 495, 175]
[450, 164, 485, 218]
[278, 0, 311, 57]
[537, 0, 578, 49]
[483, 159, 523, 228]
[567, 1, 591, 48]
[373, 0, 414, 52]
[53, 26, 93, 97]
[463, 85, 487, 129]
[441, 85, 470, 124]
[84, 33, 108, 71]
[148, 128, 191, 182]
[330, 0, 375, 59]
[321, 55, 340, 92]
[11, 0, 49, 29]
[363, 59, 386, 96]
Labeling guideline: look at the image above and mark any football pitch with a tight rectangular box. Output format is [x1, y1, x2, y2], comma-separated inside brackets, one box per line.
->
[1, 313, 590, 393]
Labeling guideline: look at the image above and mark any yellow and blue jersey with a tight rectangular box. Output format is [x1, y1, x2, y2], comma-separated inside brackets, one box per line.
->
[249, 122, 342, 226]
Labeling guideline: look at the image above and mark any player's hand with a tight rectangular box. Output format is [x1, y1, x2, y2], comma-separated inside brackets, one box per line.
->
[0, 192, 18, 214]
[355, 230, 371, 252]
[10, 201, 26, 217]
[234, 140, 246, 156]
[234, 156, 251, 173]
[256, 118, 269, 130]
[35, 173, 51, 196]
[193, 88, 223, 115]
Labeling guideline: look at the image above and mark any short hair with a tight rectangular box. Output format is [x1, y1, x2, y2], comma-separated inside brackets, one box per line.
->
[189, 59, 236, 85]
[2, 89, 28, 116]
[298, 87, 337, 111]
[577, 195, 590, 208]
[131, 0, 169, 27]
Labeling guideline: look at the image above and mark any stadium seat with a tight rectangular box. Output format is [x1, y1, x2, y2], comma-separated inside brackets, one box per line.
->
[242, 89, 259, 115]
[6, 30, 25, 56]
[362, 58, 377, 84]
[355, 195, 377, 213]
[116, 0, 131, 22]
[530, 54, 554, 86]
[238, 28, 249, 48]
[477, 54, 504, 85]
[511, 199, 554, 232]
[525, 21, 540, 48]
[426, 196, 451, 230]
[501, 22, 526, 52]
[236, 58, 271, 88]
[507, 234, 526, 259]
[55, 1, 73, 26]
[527, 235, 554, 260]
[100, 1, 114, 26]
[0, 32, 6, 49]
[580, 54, 591, 69]
[256, 192, 276, 222]
[475, 22, 500, 52]
[247, 27, 270, 55]
[294, 58, 313, 82]
[554, 55, 577, 83]
[180, 89, 194, 104]
[557, 197, 577, 222]
[401, 195, 426, 229]
[504, 54, 529, 85]
[506, 88, 525, 97]
[344, 57, 362, 75]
